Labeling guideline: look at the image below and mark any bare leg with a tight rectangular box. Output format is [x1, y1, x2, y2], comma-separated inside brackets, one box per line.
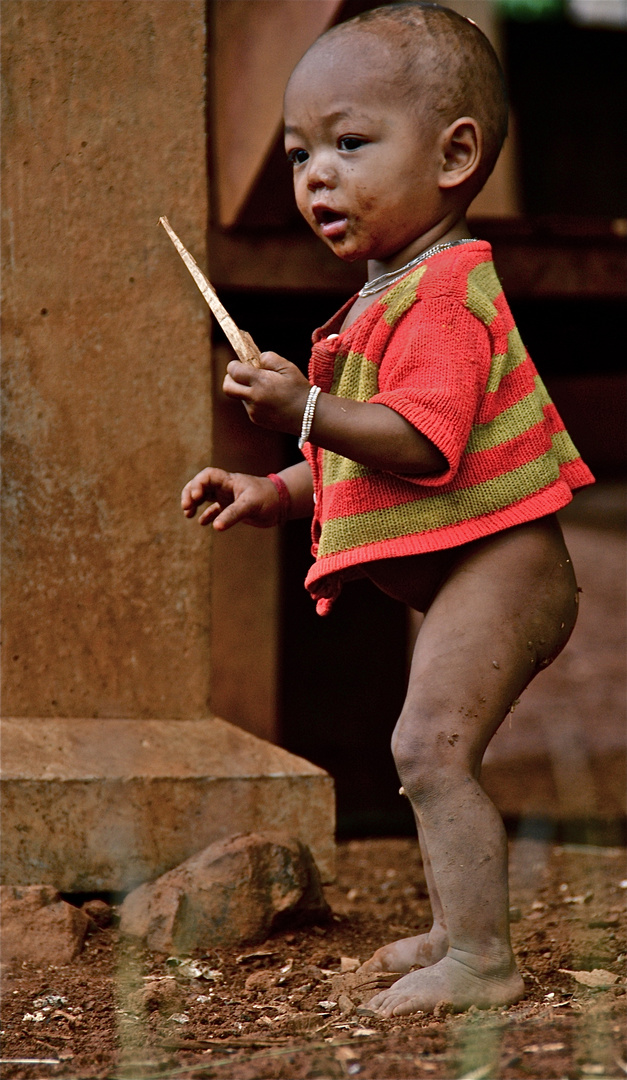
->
[363, 517, 578, 1014]
[360, 549, 454, 974]
[360, 821, 448, 972]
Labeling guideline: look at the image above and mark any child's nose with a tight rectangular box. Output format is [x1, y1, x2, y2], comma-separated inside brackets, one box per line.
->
[306, 152, 337, 192]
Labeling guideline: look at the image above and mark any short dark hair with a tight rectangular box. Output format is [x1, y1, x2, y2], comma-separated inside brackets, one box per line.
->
[327, 2, 509, 189]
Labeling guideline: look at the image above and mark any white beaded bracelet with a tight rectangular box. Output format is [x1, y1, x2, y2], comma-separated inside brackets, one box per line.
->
[298, 384, 322, 450]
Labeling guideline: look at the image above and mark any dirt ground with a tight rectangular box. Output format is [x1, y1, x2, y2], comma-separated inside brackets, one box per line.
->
[2, 487, 624, 1078]
[1, 836, 625, 1080]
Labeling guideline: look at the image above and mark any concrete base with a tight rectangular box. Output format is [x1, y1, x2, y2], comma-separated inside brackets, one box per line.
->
[0, 718, 335, 891]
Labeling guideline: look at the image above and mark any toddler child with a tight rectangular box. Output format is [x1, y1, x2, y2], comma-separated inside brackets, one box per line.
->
[182, 2, 594, 1015]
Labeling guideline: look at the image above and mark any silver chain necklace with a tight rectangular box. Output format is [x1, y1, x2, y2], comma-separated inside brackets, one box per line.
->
[358, 237, 479, 297]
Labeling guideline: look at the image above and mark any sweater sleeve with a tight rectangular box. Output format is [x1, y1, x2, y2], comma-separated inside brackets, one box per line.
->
[369, 296, 492, 487]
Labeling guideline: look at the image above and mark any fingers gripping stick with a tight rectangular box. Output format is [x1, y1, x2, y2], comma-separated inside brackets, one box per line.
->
[158, 216, 261, 367]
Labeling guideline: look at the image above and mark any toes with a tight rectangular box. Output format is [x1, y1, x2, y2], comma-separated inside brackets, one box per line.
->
[371, 992, 423, 1018]
[391, 996, 424, 1017]
[369, 990, 407, 1019]
[371, 989, 420, 1015]
[357, 960, 381, 974]
[368, 989, 390, 1011]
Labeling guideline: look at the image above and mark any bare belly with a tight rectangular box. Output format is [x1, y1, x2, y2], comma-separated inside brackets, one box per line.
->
[364, 514, 574, 618]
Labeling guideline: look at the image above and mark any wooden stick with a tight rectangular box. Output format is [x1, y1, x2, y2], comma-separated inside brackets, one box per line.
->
[159, 216, 261, 367]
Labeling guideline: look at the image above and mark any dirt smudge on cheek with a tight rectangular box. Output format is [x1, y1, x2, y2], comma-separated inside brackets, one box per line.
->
[349, 180, 377, 218]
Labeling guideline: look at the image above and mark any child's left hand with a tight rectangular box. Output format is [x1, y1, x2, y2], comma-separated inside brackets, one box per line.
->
[225, 350, 447, 478]
[224, 352, 311, 434]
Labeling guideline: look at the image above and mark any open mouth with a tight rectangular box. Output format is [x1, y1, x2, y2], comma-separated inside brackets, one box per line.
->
[312, 205, 348, 238]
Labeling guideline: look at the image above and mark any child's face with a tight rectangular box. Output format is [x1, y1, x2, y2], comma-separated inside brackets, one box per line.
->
[284, 38, 444, 265]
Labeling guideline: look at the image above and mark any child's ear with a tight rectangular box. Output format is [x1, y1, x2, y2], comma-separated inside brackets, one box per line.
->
[438, 117, 482, 190]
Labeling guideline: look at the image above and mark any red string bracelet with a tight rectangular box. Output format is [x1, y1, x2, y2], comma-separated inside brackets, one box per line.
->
[266, 473, 291, 525]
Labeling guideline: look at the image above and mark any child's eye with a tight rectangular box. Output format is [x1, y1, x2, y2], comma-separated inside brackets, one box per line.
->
[338, 136, 367, 152]
[286, 148, 309, 166]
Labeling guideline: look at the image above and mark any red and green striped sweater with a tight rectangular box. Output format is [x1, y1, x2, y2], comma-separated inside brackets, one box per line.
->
[301, 241, 594, 615]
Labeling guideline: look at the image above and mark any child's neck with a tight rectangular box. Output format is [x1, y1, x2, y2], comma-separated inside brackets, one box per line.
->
[367, 215, 471, 283]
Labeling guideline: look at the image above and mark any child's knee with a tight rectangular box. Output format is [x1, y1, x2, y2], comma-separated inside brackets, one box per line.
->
[391, 706, 470, 802]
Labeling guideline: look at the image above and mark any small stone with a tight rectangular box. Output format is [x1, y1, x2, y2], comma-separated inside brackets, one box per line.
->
[126, 980, 186, 1016]
[245, 970, 277, 993]
[559, 967, 619, 988]
[340, 956, 361, 973]
[81, 898, 113, 929]
[0, 885, 91, 966]
[33, 994, 67, 1009]
[119, 831, 330, 954]
[338, 992, 356, 1015]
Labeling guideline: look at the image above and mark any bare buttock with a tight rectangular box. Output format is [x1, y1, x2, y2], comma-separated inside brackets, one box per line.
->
[364, 516, 578, 669]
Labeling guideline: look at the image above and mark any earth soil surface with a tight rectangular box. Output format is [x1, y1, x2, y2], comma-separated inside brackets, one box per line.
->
[1, 836, 625, 1080]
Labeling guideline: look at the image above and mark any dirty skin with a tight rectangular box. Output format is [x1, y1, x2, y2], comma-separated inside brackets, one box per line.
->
[355, 516, 579, 1015]
[180, 13, 587, 1016]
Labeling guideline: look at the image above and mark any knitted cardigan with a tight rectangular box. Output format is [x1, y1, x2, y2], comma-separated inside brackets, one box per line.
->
[302, 241, 594, 615]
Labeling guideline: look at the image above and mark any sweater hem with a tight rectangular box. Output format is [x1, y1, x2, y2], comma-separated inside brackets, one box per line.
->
[305, 475, 592, 608]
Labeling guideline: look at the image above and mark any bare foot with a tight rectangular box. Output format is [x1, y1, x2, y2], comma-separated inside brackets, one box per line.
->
[369, 952, 525, 1016]
[359, 927, 448, 973]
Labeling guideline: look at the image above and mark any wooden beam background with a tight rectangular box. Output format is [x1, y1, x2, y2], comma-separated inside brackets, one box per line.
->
[212, 0, 342, 228]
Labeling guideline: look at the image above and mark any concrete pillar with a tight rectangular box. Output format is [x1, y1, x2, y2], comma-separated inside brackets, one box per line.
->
[1, 1, 336, 887]
[1, 0, 212, 718]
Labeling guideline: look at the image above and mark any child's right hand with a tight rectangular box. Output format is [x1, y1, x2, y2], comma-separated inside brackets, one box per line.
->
[181, 468, 282, 531]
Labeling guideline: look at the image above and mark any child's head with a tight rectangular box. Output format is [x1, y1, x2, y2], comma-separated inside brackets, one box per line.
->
[284, 1, 508, 263]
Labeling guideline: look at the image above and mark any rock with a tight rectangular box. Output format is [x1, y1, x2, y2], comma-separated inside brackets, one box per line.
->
[119, 832, 330, 954]
[330, 968, 402, 1006]
[81, 898, 113, 928]
[245, 970, 278, 993]
[282, 1012, 323, 1034]
[0, 884, 91, 966]
[126, 979, 187, 1016]
[340, 956, 361, 973]
[559, 967, 619, 988]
